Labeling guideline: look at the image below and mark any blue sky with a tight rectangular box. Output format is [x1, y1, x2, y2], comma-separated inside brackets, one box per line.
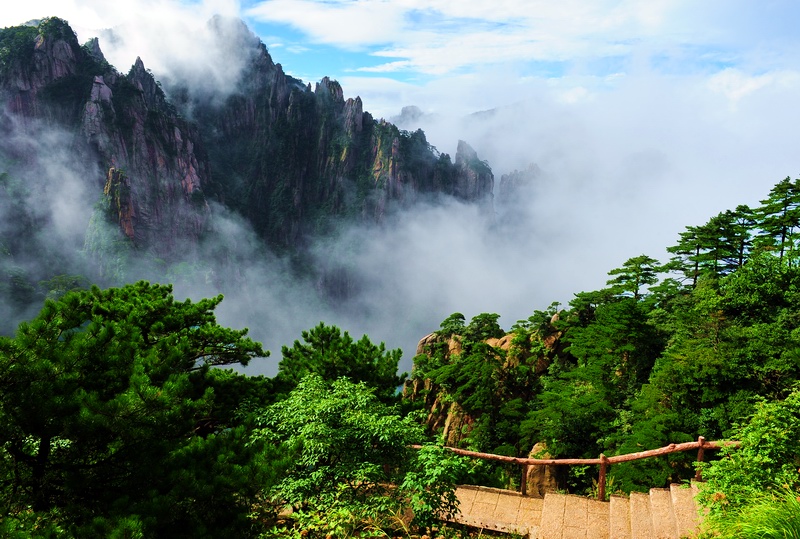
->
[5, 1, 800, 114]
[234, 1, 800, 101]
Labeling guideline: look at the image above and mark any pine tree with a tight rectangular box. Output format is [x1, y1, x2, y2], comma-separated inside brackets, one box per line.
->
[0, 282, 270, 537]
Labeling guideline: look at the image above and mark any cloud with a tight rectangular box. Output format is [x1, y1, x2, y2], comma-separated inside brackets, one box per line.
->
[246, 0, 405, 49]
[0, 113, 100, 329]
[707, 68, 800, 106]
[242, 0, 733, 77]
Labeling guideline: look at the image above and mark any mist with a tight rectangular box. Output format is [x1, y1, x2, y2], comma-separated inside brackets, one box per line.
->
[0, 113, 99, 328]
[3, 3, 800, 377]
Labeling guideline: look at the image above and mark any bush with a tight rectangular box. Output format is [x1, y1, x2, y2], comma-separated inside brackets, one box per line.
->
[698, 386, 800, 535]
[253, 375, 468, 536]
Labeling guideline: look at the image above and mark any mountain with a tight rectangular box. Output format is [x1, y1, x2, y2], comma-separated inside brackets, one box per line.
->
[1, 18, 209, 259]
[0, 16, 495, 263]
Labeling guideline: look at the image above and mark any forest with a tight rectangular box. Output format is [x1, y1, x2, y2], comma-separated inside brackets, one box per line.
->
[3, 176, 800, 537]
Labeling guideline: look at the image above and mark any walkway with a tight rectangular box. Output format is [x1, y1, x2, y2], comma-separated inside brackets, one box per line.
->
[449, 483, 703, 538]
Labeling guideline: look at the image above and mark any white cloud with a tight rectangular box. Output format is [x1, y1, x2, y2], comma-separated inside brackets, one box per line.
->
[245, 0, 406, 48]
[243, 0, 694, 76]
[707, 68, 800, 106]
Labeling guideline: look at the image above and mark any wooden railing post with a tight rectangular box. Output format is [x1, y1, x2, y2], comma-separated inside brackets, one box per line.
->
[598, 454, 608, 501]
[695, 436, 706, 481]
[520, 464, 528, 496]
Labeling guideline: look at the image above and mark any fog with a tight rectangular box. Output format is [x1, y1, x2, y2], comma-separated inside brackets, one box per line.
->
[0, 113, 99, 325]
[2, 3, 800, 376]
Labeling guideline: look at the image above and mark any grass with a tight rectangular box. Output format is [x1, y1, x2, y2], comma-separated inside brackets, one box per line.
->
[708, 490, 800, 539]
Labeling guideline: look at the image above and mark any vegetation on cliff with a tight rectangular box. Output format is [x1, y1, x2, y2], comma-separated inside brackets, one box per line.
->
[408, 176, 800, 499]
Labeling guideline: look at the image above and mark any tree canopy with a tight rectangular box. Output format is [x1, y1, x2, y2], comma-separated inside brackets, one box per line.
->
[408, 175, 800, 495]
[275, 322, 405, 402]
[0, 282, 270, 537]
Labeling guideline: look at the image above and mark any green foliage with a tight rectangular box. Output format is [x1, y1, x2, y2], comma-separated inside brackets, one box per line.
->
[522, 369, 615, 464]
[463, 312, 504, 342]
[438, 312, 467, 337]
[698, 387, 800, 518]
[667, 206, 756, 286]
[400, 443, 469, 529]
[276, 322, 405, 402]
[705, 490, 800, 539]
[566, 296, 665, 405]
[0, 25, 37, 72]
[36, 17, 77, 42]
[756, 177, 800, 264]
[253, 375, 466, 535]
[605, 254, 661, 300]
[416, 312, 547, 469]
[0, 282, 270, 537]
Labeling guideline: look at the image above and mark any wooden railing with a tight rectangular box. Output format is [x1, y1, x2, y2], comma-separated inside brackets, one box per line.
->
[414, 436, 740, 500]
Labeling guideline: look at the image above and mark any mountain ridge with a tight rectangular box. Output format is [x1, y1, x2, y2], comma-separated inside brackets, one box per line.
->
[0, 16, 496, 261]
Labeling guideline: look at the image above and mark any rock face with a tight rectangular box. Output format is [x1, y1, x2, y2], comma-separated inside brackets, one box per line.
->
[497, 163, 541, 224]
[455, 140, 494, 215]
[0, 16, 495, 260]
[498, 163, 541, 202]
[526, 442, 563, 497]
[0, 18, 209, 258]
[183, 19, 496, 249]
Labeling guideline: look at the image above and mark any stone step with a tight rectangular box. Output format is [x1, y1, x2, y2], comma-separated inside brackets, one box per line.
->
[587, 498, 610, 539]
[609, 495, 631, 539]
[629, 491, 655, 539]
[450, 482, 704, 539]
[538, 492, 566, 538]
[649, 488, 678, 538]
[670, 484, 701, 538]
[537, 492, 610, 539]
[452, 485, 542, 535]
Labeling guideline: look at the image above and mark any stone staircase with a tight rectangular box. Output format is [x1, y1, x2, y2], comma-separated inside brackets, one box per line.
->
[451, 483, 702, 538]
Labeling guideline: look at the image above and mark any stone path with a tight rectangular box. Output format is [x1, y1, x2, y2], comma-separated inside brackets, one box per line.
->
[448, 483, 703, 539]
[450, 485, 543, 536]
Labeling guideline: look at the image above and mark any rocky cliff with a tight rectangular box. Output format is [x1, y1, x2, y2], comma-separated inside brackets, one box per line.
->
[0, 16, 495, 261]
[179, 16, 495, 250]
[0, 18, 209, 258]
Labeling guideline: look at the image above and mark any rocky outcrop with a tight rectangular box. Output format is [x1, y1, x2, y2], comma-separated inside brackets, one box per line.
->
[455, 139, 494, 212]
[404, 377, 475, 446]
[0, 20, 80, 120]
[497, 163, 540, 223]
[405, 315, 566, 448]
[498, 163, 540, 200]
[526, 442, 563, 497]
[180, 18, 495, 250]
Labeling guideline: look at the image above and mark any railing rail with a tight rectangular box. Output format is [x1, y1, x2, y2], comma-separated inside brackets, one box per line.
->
[413, 436, 740, 500]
